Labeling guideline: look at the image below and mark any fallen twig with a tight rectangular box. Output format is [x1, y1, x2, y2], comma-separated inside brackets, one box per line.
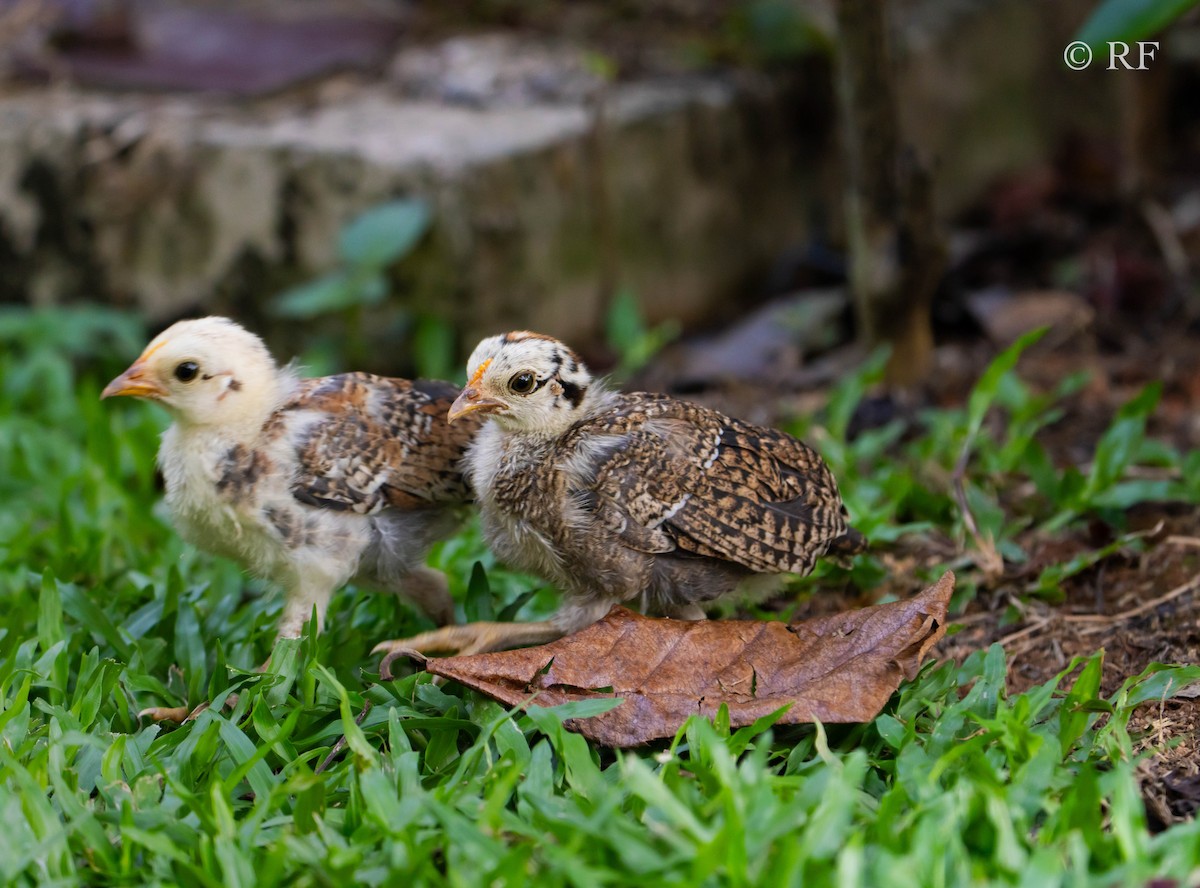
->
[1065, 571, 1200, 631]
[951, 443, 1005, 581]
[1070, 571, 1200, 633]
[1141, 199, 1191, 289]
[996, 617, 1052, 649]
[315, 700, 373, 774]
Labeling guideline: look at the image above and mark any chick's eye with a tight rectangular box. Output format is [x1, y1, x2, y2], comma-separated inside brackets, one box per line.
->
[509, 371, 537, 395]
[174, 361, 200, 383]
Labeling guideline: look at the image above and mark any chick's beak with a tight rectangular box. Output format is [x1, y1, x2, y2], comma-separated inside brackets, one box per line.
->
[448, 387, 507, 423]
[101, 361, 168, 401]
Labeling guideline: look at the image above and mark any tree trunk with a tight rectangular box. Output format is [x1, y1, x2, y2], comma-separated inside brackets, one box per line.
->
[834, 0, 944, 387]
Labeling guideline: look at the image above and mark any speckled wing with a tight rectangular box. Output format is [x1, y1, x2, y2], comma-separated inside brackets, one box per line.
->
[288, 374, 478, 514]
[569, 393, 862, 574]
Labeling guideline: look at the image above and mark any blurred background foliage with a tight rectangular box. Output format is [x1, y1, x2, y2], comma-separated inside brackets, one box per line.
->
[1076, 0, 1200, 47]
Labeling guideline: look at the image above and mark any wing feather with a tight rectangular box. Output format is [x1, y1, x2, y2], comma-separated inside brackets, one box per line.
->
[563, 393, 861, 574]
[286, 374, 478, 514]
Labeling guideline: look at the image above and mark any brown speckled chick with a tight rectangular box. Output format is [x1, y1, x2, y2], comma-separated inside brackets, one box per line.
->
[373, 330, 865, 660]
[102, 318, 481, 683]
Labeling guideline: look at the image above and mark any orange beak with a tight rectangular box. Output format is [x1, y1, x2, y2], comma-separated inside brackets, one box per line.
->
[448, 387, 506, 423]
[101, 360, 168, 401]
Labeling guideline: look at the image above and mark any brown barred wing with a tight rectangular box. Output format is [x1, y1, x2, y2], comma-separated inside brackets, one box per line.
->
[289, 373, 478, 514]
[576, 429, 686, 555]
[670, 418, 861, 573]
[576, 394, 861, 574]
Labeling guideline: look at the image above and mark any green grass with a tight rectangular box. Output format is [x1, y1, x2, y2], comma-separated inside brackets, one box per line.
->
[2, 306, 1199, 887]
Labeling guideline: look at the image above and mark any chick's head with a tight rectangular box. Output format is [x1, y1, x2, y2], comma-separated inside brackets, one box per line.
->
[102, 317, 279, 429]
[448, 331, 594, 437]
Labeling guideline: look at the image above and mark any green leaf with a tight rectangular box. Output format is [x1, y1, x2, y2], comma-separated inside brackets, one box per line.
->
[1089, 479, 1182, 510]
[1085, 382, 1160, 500]
[0, 676, 31, 736]
[497, 587, 540, 623]
[966, 328, 1047, 441]
[412, 313, 458, 383]
[270, 272, 358, 319]
[605, 288, 647, 359]
[37, 570, 63, 652]
[175, 601, 206, 702]
[337, 199, 431, 268]
[292, 773, 325, 834]
[1060, 654, 1103, 753]
[726, 706, 788, 755]
[1030, 530, 1146, 600]
[1115, 662, 1200, 709]
[263, 636, 303, 709]
[1185, 450, 1200, 499]
[824, 348, 889, 443]
[464, 561, 494, 622]
[60, 582, 132, 659]
[874, 714, 907, 751]
[313, 664, 377, 767]
[1024, 441, 1061, 503]
[604, 288, 679, 378]
[1075, 0, 1200, 48]
[216, 713, 277, 803]
[526, 697, 625, 723]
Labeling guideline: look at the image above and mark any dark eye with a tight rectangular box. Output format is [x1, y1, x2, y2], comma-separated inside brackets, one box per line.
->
[508, 371, 537, 395]
[174, 361, 200, 383]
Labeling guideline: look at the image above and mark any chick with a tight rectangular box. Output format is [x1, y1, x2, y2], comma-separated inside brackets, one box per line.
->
[373, 330, 865, 660]
[103, 317, 481, 714]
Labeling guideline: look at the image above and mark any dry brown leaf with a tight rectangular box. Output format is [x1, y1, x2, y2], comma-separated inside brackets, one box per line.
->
[965, 289, 1093, 347]
[424, 571, 956, 746]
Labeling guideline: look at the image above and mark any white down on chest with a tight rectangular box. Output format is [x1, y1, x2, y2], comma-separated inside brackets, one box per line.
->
[156, 418, 370, 587]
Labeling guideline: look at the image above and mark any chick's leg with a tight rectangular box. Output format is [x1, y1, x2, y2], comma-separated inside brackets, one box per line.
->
[138, 702, 209, 723]
[373, 621, 562, 679]
[372, 600, 614, 677]
[662, 602, 707, 620]
[398, 565, 456, 627]
[276, 570, 339, 641]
